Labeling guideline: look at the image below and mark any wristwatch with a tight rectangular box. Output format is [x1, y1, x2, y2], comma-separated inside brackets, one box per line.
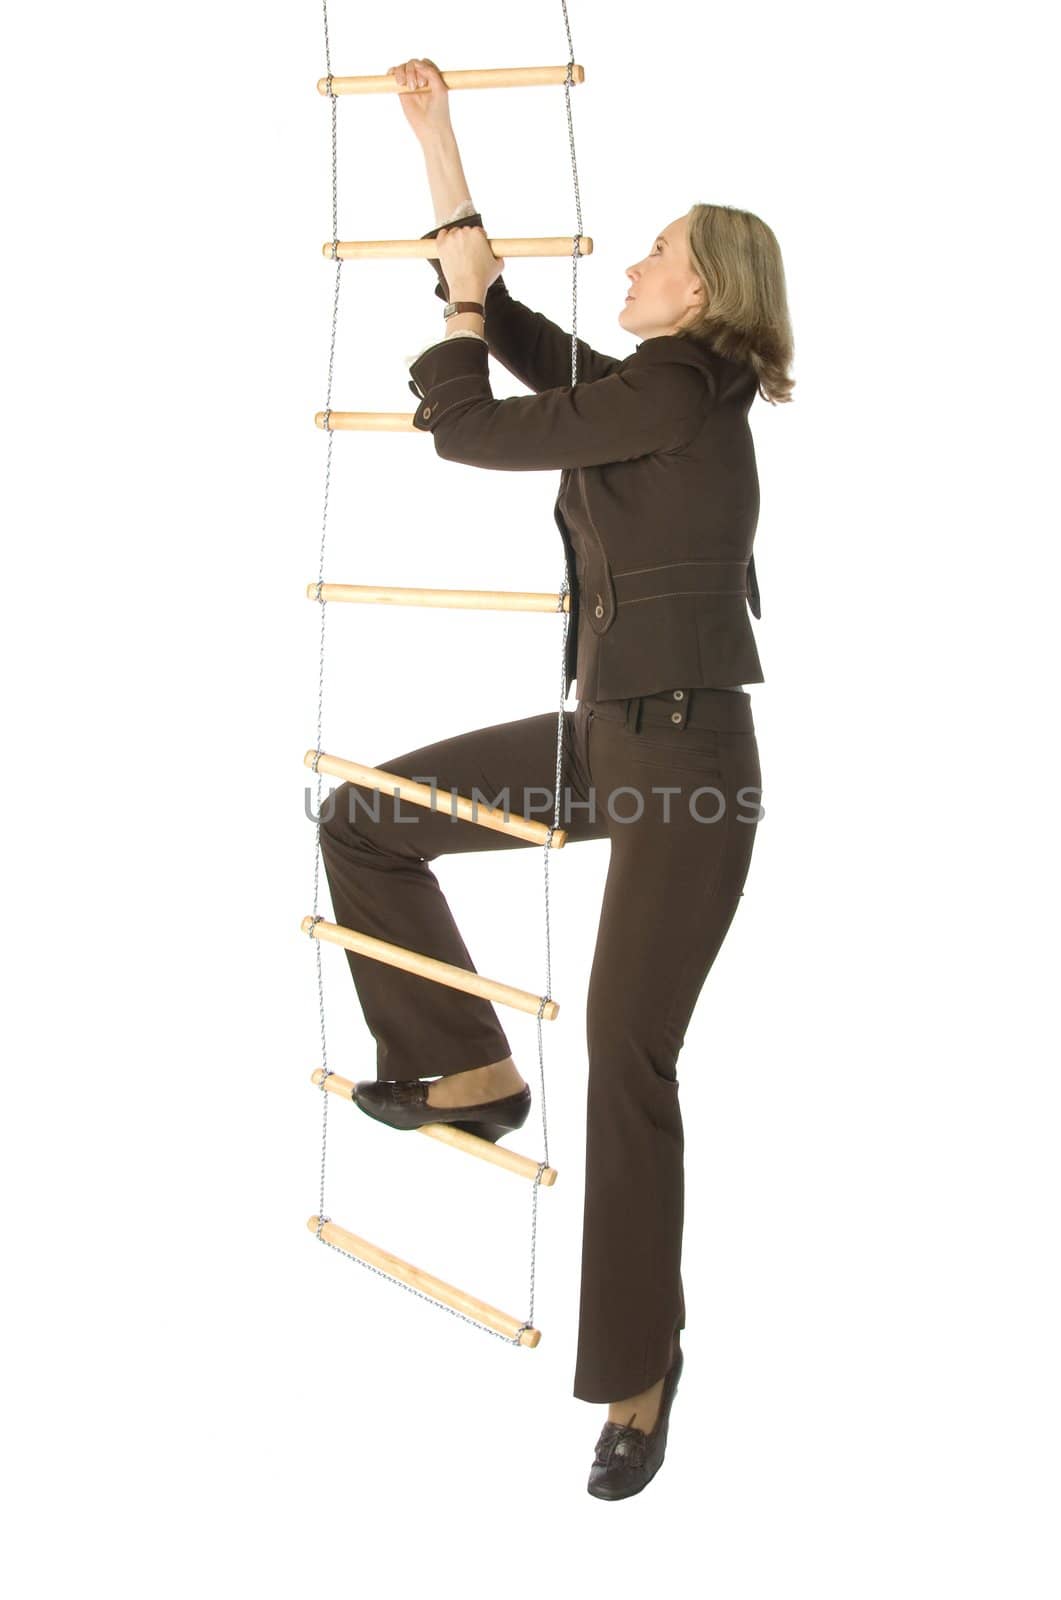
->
[443, 300, 485, 320]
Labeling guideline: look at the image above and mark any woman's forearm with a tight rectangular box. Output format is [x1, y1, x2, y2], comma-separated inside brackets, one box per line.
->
[420, 129, 475, 224]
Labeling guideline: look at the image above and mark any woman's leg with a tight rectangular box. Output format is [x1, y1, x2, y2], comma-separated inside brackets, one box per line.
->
[317, 704, 604, 1082]
[316, 688, 763, 1417]
[571, 702, 763, 1406]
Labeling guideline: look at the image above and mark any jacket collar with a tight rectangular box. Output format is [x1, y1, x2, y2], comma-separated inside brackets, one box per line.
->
[629, 333, 714, 366]
[625, 333, 757, 404]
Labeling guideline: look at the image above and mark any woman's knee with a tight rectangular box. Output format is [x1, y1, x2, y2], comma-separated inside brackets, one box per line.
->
[319, 780, 376, 852]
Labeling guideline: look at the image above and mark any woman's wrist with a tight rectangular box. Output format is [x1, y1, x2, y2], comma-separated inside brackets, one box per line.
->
[444, 309, 485, 336]
[418, 122, 458, 153]
[447, 282, 487, 304]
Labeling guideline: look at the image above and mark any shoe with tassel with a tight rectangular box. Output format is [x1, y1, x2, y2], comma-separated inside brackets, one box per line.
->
[587, 1345, 684, 1501]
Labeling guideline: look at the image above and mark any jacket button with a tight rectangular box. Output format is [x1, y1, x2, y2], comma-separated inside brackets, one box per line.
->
[672, 689, 684, 700]
[423, 405, 432, 419]
[594, 604, 604, 618]
[671, 711, 682, 723]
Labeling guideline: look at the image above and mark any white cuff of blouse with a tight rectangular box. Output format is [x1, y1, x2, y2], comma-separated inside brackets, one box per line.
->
[404, 198, 489, 365]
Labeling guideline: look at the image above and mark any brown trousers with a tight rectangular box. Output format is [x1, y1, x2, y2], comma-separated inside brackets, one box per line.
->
[318, 685, 763, 1403]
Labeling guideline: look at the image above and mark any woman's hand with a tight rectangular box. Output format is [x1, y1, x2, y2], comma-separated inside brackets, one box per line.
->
[387, 57, 452, 143]
[436, 224, 505, 299]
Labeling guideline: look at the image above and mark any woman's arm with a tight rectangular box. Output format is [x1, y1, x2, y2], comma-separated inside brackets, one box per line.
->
[420, 210, 625, 391]
[390, 58, 624, 389]
[419, 127, 476, 226]
[407, 334, 709, 472]
[388, 58, 475, 222]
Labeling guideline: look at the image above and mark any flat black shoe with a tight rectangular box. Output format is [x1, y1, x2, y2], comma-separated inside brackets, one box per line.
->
[352, 1077, 532, 1144]
[586, 1345, 684, 1501]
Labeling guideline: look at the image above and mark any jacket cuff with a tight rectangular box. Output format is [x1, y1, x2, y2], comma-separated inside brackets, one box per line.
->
[407, 335, 491, 432]
[404, 329, 487, 367]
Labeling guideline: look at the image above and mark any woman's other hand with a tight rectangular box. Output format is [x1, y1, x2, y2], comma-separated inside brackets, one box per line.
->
[387, 57, 452, 143]
[435, 224, 505, 298]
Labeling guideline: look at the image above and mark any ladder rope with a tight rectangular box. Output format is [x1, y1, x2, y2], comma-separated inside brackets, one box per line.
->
[309, 0, 585, 1344]
[518, 7, 586, 1341]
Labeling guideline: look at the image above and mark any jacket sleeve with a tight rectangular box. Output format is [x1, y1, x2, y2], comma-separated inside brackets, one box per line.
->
[420, 211, 624, 390]
[406, 333, 709, 472]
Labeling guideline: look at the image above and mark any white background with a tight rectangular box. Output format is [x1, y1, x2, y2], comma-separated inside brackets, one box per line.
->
[2, 1, 1058, 1593]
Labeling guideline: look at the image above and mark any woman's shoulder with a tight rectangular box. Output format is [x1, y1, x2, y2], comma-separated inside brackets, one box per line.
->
[625, 334, 756, 406]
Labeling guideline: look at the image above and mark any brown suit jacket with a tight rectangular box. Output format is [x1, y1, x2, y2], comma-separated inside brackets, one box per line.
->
[407, 212, 764, 701]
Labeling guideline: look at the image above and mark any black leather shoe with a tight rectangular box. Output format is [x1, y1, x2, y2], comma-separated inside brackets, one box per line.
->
[586, 1345, 684, 1501]
[352, 1077, 532, 1144]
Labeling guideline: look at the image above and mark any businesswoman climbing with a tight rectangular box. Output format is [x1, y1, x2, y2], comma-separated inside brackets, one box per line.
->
[318, 56, 795, 1501]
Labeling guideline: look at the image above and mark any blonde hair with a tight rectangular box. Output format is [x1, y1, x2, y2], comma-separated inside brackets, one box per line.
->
[677, 203, 795, 405]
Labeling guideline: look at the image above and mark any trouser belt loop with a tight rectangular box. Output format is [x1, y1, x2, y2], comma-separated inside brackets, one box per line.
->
[625, 696, 643, 733]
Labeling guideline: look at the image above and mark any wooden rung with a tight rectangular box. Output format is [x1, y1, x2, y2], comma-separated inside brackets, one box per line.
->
[308, 1215, 541, 1345]
[310, 1069, 558, 1185]
[302, 915, 560, 1020]
[323, 408, 585, 432]
[322, 234, 592, 261]
[305, 750, 567, 848]
[307, 582, 571, 614]
[317, 64, 585, 96]
[316, 410, 419, 433]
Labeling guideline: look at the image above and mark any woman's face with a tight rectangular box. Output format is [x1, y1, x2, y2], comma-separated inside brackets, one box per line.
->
[619, 214, 704, 340]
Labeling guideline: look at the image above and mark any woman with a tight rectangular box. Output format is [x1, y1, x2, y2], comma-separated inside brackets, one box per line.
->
[318, 56, 795, 1500]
